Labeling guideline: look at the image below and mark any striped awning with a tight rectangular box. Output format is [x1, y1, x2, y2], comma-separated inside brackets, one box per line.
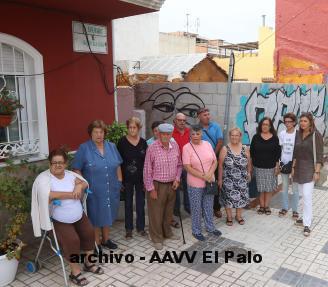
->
[119, 0, 165, 11]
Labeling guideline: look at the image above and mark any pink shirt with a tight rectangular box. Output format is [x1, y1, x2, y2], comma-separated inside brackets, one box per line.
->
[182, 141, 216, 188]
[143, 140, 182, 191]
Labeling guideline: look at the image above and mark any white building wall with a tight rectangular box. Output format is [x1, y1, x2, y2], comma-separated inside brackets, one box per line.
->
[159, 33, 196, 55]
[113, 12, 159, 61]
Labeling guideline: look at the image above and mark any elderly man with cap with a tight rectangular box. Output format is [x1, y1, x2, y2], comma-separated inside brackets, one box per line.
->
[143, 123, 182, 250]
[197, 107, 224, 218]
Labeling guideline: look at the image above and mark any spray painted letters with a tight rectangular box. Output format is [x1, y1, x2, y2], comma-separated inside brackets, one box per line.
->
[243, 86, 326, 143]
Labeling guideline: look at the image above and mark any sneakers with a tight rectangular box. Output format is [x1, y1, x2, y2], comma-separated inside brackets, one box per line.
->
[304, 226, 311, 237]
[153, 242, 163, 250]
[209, 229, 222, 237]
[192, 233, 205, 241]
[295, 218, 303, 226]
[101, 239, 118, 250]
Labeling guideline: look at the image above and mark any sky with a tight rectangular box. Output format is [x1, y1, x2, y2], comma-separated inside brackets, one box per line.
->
[159, 0, 275, 43]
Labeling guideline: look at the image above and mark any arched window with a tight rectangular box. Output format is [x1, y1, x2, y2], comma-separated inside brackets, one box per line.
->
[0, 33, 48, 161]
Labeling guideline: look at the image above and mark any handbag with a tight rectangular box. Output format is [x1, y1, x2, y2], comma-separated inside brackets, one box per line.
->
[189, 142, 218, 195]
[279, 160, 292, 174]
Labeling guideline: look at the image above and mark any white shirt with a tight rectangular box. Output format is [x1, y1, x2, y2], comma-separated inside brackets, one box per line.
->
[50, 171, 83, 223]
[31, 170, 88, 237]
[279, 129, 296, 164]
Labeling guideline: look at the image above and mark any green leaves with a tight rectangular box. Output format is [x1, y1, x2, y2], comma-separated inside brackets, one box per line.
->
[0, 88, 23, 115]
[0, 160, 47, 259]
[105, 121, 128, 145]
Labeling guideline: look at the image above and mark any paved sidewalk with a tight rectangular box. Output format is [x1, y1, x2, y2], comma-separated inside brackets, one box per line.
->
[10, 185, 328, 287]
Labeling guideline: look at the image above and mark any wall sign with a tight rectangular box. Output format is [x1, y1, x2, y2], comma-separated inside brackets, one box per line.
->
[72, 21, 108, 54]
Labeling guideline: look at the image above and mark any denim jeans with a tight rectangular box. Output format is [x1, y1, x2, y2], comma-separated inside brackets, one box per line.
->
[280, 173, 299, 212]
[174, 170, 190, 216]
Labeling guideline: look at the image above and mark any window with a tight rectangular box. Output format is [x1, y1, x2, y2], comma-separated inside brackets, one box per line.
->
[0, 34, 48, 162]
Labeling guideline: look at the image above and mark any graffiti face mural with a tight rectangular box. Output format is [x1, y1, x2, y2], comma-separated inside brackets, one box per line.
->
[140, 87, 205, 120]
[238, 85, 327, 144]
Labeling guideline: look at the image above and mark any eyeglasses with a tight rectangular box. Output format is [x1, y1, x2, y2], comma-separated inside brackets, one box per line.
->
[284, 120, 294, 124]
[51, 161, 65, 166]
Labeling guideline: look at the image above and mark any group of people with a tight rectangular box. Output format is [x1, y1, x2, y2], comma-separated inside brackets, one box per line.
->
[31, 108, 324, 286]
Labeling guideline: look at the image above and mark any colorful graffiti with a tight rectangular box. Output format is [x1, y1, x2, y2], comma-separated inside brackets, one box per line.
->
[237, 85, 327, 144]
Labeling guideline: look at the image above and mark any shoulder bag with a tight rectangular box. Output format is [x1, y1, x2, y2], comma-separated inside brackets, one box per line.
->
[189, 142, 218, 195]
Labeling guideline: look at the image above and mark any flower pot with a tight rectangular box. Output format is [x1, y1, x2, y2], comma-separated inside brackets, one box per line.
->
[0, 253, 19, 286]
[0, 115, 12, 128]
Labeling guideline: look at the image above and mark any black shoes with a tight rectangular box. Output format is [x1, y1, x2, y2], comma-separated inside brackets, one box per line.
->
[101, 239, 118, 250]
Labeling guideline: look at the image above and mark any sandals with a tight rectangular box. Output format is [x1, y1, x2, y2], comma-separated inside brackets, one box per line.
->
[69, 273, 89, 286]
[257, 207, 265, 215]
[226, 218, 233, 226]
[170, 220, 180, 228]
[292, 211, 299, 219]
[264, 207, 271, 215]
[279, 209, 288, 217]
[83, 263, 104, 275]
[235, 217, 245, 225]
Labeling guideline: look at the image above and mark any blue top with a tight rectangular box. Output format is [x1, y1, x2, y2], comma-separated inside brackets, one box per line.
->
[201, 121, 223, 150]
[72, 140, 123, 227]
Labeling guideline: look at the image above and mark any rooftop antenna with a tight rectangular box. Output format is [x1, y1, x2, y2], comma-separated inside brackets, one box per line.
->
[262, 14, 266, 27]
[196, 17, 200, 34]
[186, 13, 190, 53]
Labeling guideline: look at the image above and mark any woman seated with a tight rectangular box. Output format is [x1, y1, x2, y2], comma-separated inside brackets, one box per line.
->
[31, 148, 103, 286]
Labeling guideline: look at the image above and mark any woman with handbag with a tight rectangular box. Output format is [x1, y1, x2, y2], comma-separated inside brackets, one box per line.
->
[218, 128, 251, 226]
[182, 124, 221, 241]
[278, 113, 299, 219]
[292, 112, 324, 236]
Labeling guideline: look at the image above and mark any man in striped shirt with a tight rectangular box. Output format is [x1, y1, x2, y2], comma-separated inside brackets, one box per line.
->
[143, 123, 182, 250]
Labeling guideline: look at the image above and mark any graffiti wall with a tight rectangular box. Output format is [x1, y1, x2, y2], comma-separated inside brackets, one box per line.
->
[135, 82, 328, 150]
[238, 85, 327, 144]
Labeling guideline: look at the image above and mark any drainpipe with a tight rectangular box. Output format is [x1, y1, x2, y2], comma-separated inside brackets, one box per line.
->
[223, 52, 235, 144]
[111, 20, 119, 122]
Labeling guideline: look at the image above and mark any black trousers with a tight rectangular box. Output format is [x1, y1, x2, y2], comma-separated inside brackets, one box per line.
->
[124, 182, 145, 232]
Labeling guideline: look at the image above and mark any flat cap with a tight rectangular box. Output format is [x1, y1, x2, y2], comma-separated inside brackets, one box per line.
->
[158, 123, 174, 133]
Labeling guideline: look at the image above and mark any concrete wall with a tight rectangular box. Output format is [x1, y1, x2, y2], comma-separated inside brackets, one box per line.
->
[159, 32, 196, 55]
[135, 83, 328, 153]
[113, 12, 159, 61]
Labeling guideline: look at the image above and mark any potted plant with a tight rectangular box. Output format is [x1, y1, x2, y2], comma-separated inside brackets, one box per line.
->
[0, 88, 23, 128]
[0, 161, 30, 286]
[105, 121, 128, 220]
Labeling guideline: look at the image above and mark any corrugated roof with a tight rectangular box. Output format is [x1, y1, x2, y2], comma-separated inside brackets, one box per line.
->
[119, 0, 165, 10]
[133, 53, 208, 80]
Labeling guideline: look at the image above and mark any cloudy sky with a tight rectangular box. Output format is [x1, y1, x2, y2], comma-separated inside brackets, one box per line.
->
[159, 0, 275, 43]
